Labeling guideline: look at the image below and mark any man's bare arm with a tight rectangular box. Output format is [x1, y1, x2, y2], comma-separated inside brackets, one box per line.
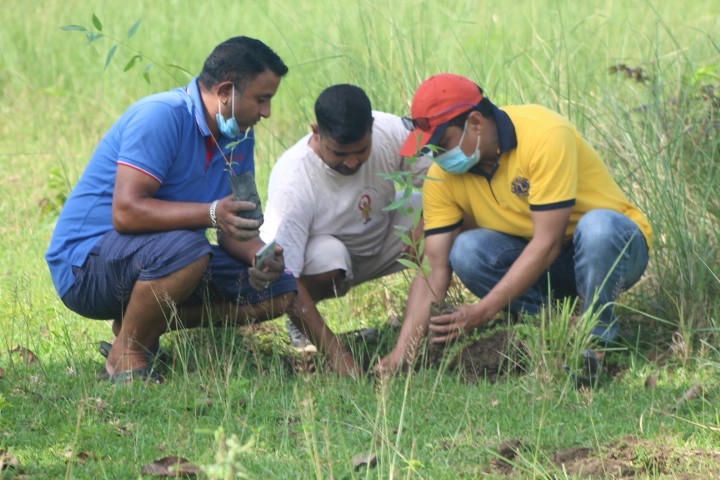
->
[376, 227, 459, 372]
[429, 207, 572, 342]
[113, 165, 261, 239]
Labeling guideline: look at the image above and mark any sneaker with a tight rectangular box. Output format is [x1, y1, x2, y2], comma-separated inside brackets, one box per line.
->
[286, 320, 317, 353]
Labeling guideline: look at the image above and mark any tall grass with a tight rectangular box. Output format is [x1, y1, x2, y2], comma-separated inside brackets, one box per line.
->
[1, 0, 719, 477]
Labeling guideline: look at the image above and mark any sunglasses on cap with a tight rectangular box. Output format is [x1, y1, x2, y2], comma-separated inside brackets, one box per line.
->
[401, 102, 479, 131]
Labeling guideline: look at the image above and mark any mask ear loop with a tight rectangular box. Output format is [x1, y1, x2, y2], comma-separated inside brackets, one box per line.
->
[230, 84, 236, 121]
[457, 118, 469, 145]
[463, 117, 481, 159]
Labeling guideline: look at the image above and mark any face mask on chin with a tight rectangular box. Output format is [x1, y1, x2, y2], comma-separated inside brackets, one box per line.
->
[216, 85, 243, 139]
[434, 120, 481, 174]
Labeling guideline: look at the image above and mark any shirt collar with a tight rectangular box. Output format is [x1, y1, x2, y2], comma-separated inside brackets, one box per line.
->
[491, 103, 518, 154]
[467, 102, 517, 178]
[184, 77, 212, 137]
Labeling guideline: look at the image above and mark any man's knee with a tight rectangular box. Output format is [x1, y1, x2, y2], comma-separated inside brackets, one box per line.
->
[575, 210, 615, 246]
[300, 270, 348, 301]
[449, 229, 515, 273]
[575, 209, 640, 258]
[268, 291, 296, 318]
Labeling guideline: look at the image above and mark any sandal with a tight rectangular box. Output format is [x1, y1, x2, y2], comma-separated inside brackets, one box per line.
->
[98, 340, 171, 365]
[98, 365, 163, 384]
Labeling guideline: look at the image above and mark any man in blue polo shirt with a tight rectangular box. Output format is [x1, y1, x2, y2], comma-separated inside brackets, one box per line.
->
[46, 36, 359, 382]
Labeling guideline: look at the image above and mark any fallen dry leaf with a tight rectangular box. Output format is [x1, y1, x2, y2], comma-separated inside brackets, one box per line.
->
[644, 372, 659, 389]
[0, 367, 4, 379]
[83, 396, 109, 413]
[63, 450, 97, 464]
[1, 449, 20, 471]
[675, 383, 703, 409]
[352, 453, 378, 471]
[110, 419, 136, 437]
[10, 346, 38, 365]
[140, 456, 201, 477]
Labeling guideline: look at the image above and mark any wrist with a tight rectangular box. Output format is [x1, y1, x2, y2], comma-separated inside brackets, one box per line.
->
[467, 302, 494, 329]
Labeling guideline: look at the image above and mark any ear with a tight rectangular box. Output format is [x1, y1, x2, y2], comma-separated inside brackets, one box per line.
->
[311, 123, 319, 135]
[216, 81, 235, 102]
[467, 111, 484, 132]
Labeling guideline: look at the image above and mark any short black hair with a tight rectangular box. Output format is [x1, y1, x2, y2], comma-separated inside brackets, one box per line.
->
[315, 84, 374, 144]
[198, 36, 288, 92]
[447, 86, 494, 128]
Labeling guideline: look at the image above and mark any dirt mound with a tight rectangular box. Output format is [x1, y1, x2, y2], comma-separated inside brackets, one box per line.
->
[428, 329, 526, 383]
[492, 435, 720, 478]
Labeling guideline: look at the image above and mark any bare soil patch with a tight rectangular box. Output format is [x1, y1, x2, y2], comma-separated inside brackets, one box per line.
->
[492, 435, 720, 478]
[424, 329, 526, 383]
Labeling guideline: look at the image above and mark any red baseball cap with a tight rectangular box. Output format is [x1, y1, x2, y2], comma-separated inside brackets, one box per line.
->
[400, 74, 484, 157]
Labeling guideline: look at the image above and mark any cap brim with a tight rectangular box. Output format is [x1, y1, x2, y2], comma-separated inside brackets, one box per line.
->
[400, 128, 433, 157]
[401, 122, 450, 157]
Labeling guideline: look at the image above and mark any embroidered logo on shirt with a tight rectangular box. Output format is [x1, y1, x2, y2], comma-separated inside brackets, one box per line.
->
[358, 194, 372, 224]
[511, 177, 530, 197]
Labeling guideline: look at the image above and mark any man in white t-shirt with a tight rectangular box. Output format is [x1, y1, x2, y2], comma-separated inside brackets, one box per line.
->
[261, 84, 431, 352]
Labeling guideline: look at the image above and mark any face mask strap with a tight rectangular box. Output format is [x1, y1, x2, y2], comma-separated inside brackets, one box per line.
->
[230, 84, 236, 120]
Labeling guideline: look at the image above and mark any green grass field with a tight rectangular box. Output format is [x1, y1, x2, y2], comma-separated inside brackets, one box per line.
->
[1, 1, 719, 478]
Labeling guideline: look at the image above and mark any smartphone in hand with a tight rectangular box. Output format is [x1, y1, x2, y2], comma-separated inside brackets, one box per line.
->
[254, 240, 276, 270]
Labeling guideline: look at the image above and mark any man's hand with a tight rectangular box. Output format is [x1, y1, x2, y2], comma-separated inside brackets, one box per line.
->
[216, 194, 262, 241]
[329, 350, 361, 378]
[249, 244, 285, 291]
[374, 349, 406, 376]
[428, 303, 492, 343]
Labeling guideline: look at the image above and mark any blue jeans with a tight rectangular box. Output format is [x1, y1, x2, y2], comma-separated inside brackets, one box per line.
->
[448, 209, 649, 343]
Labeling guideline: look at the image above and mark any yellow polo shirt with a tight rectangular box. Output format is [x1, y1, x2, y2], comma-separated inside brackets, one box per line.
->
[423, 104, 653, 249]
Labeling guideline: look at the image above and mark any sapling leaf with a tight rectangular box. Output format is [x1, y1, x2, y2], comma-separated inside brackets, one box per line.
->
[396, 258, 420, 270]
[123, 54, 141, 72]
[104, 45, 117, 70]
[143, 63, 153, 83]
[378, 171, 409, 180]
[384, 196, 410, 211]
[396, 232, 411, 244]
[60, 25, 87, 32]
[92, 13, 103, 32]
[127, 19, 142, 38]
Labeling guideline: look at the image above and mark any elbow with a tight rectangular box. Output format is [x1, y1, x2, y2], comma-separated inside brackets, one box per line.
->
[112, 204, 136, 233]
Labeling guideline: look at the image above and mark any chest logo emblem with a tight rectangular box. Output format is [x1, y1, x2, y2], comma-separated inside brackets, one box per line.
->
[358, 194, 372, 224]
[511, 177, 530, 197]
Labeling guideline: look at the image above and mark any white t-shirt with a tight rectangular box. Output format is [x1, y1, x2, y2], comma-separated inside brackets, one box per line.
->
[261, 111, 430, 277]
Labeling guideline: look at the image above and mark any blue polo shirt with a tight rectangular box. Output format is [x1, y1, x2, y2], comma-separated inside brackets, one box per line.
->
[46, 78, 256, 297]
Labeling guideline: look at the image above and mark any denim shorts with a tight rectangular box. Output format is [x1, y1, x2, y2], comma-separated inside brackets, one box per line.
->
[61, 230, 297, 320]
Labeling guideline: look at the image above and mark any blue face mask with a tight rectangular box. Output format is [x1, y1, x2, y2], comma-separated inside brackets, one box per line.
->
[434, 120, 481, 174]
[216, 85, 243, 139]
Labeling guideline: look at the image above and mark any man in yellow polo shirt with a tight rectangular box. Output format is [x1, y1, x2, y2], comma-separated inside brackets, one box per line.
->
[376, 74, 651, 379]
